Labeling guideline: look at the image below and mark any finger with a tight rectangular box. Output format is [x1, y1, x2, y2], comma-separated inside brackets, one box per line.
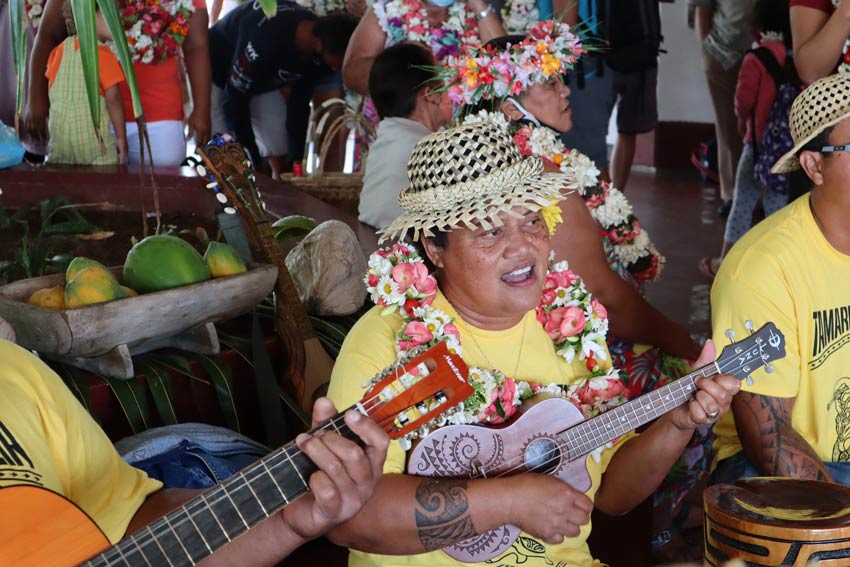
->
[307, 470, 343, 521]
[311, 396, 338, 428]
[688, 397, 709, 423]
[344, 409, 390, 475]
[296, 431, 351, 490]
[317, 427, 375, 486]
[543, 532, 566, 544]
[693, 339, 717, 369]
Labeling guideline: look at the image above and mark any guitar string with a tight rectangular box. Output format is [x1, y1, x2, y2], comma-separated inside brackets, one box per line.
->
[92, 350, 769, 565]
[462, 354, 766, 482]
[90, 379, 432, 566]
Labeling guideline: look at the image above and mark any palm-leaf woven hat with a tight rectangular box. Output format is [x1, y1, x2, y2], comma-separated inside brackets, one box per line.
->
[773, 73, 850, 173]
[380, 121, 574, 242]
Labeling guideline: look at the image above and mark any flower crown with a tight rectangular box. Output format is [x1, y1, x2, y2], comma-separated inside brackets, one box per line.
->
[439, 20, 585, 109]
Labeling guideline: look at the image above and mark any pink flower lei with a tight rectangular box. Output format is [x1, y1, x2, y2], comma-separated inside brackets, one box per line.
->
[375, 0, 481, 62]
[122, 0, 195, 65]
[365, 245, 628, 448]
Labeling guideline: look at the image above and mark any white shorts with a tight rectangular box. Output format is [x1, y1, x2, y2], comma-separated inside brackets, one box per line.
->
[125, 120, 187, 167]
[210, 85, 288, 158]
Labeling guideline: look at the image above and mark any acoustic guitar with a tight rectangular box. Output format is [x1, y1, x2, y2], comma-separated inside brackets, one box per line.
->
[0, 342, 473, 567]
[406, 322, 787, 562]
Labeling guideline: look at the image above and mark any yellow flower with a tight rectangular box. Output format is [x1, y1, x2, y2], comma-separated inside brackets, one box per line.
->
[541, 201, 563, 236]
[536, 41, 548, 54]
[552, 153, 564, 166]
[541, 53, 560, 77]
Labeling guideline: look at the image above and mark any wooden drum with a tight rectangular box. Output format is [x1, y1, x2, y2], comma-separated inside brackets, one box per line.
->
[704, 477, 850, 566]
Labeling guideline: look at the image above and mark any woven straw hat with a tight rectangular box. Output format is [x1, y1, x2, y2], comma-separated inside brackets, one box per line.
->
[380, 121, 572, 242]
[772, 73, 850, 173]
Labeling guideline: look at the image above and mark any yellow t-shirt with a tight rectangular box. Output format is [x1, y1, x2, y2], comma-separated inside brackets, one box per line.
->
[328, 291, 632, 567]
[0, 339, 162, 543]
[711, 195, 850, 468]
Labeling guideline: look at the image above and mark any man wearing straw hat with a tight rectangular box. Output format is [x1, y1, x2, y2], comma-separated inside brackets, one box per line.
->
[326, 121, 740, 567]
[710, 74, 850, 486]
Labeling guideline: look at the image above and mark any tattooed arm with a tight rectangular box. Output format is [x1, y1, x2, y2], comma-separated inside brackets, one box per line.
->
[733, 392, 833, 481]
[328, 473, 593, 553]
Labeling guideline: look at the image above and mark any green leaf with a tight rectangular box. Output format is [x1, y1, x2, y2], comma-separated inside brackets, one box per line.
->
[71, 0, 101, 133]
[257, 0, 277, 18]
[218, 332, 255, 368]
[308, 316, 349, 359]
[97, 0, 143, 119]
[9, 0, 27, 115]
[52, 363, 92, 413]
[136, 360, 178, 425]
[99, 375, 152, 434]
[42, 220, 104, 235]
[188, 353, 241, 433]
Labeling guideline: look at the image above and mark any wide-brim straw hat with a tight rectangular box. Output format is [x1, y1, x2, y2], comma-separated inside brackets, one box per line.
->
[380, 121, 573, 242]
[772, 73, 850, 173]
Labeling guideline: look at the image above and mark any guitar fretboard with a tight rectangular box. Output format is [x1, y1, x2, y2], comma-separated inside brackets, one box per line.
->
[561, 364, 719, 461]
[83, 413, 357, 567]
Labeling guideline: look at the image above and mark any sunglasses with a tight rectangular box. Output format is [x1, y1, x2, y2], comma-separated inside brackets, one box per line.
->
[821, 145, 850, 154]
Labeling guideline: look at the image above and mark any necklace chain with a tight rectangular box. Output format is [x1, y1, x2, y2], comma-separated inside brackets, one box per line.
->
[464, 315, 529, 379]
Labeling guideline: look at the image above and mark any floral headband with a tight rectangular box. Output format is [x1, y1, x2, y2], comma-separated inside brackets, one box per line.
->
[439, 20, 585, 109]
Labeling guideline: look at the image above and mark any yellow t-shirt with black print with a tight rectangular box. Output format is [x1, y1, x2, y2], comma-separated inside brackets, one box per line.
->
[711, 195, 850, 468]
[0, 339, 162, 543]
[328, 291, 632, 567]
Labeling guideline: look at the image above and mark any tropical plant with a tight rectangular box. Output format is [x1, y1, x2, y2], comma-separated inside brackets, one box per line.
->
[0, 196, 103, 283]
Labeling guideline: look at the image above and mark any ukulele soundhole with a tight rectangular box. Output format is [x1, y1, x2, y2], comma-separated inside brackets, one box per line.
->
[524, 437, 561, 474]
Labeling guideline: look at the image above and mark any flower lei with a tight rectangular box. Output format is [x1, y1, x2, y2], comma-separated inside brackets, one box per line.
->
[374, 0, 481, 62]
[441, 20, 583, 108]
[122, 0, 195, 65]
[831, 0, 850, 74]
[500, 0, 537, 34]
[510, 121, 666, 283]
[365, 245, 627, 452]
[25, 0, 45, 33]
[296, 0, 346, 16]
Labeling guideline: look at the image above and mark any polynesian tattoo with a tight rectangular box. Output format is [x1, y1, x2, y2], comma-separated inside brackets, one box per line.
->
[736, 391, 832, 481]
[414, 479, 478, 551]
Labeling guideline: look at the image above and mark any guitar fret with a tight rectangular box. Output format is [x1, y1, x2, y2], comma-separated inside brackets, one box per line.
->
[283, 445, 309, 487]
[262, 459, 290, 504]
[162, 513, 198, 565]
[241, 470, 270, 517]
[146, 524, 176, 567]
[185, 509, 214, 555]
[220, 482, 251, 530]
[199, 491, 232, 543]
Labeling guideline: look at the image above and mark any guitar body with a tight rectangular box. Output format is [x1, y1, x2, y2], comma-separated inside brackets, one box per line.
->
[0, 485, 109, 567]
[407, 396, 591, 562]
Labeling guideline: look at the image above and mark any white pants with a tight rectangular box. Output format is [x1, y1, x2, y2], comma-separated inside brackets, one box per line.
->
[125, 120, 186, 167]
[210, 85, 288, 158]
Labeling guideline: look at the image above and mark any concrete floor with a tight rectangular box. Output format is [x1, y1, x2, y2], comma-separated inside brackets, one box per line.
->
[627, 168, 726, 346]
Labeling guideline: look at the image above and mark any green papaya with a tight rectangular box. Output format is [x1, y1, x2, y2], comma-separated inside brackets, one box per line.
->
[123, 235, 210, 293]
[204, 242, 248, 278]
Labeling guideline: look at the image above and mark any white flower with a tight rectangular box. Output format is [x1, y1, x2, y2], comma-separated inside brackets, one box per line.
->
[591, 188, 633, 229]
[368, 254, 393, 276]
[462, 110, 510, 129]
[613, 230, 651, 267]
[376, 274, 404, 306]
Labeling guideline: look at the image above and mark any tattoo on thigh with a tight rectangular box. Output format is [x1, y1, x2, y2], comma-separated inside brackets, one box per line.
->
[414, 479, 478, 551]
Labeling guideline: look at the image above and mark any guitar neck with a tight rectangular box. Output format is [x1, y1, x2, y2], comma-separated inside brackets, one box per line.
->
[561, 363, 719, 462]
[82, 413, 358, 567]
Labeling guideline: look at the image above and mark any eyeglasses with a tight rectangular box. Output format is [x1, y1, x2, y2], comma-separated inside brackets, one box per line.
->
[820, 145, 850, 154]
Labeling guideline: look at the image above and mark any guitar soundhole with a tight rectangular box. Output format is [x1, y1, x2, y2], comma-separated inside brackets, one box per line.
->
[524, 437, 561, 474]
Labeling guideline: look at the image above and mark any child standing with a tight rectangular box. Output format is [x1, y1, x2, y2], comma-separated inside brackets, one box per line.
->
[45, 12, 127, 165]
[699, 0, 794, 278]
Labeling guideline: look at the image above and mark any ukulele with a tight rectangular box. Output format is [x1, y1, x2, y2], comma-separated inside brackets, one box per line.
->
[406, 322, 787, 562]
[0, 342, 472, 567]
[194, 135, 333, 412]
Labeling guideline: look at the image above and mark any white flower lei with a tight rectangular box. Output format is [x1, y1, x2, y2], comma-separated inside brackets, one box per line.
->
[501, 0, 537, 34]
[296, 0, 346, 16]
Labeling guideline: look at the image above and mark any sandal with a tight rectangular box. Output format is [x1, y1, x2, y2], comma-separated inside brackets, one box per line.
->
[699, 257, 721, 280]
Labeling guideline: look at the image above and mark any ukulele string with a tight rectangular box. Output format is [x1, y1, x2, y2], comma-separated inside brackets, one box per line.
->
[470, 358, 755, 480]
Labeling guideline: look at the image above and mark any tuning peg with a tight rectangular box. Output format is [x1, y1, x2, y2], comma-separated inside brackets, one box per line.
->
[745, 320, 755, 333]
[764, 363, 774, 374]
[725, 329, 736, 342]
[746, 376, 754, 386]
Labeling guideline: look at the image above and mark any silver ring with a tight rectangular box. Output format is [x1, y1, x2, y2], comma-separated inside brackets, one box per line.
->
[706, 410, 719, 420]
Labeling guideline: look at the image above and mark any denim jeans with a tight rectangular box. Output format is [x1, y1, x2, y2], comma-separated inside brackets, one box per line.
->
[711, 451, 850, 487]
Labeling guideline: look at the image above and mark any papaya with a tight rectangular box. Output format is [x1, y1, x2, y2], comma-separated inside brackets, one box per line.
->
[123, 234, 210, 294]
[27, 286, 66, 310]
[65, 267, 130, 308]
[204, 242, 248, 278]
[66, 257, 112, 283]
[121, 286, 138, 297]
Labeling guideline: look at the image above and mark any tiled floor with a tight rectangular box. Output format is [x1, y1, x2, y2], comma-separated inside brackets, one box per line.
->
[626, 169, 726, 346]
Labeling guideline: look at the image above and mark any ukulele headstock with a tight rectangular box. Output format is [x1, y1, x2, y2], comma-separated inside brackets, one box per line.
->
[360, 342, 473, 446]
[716, 321, 786, 386]
[195, 134, 266, 224]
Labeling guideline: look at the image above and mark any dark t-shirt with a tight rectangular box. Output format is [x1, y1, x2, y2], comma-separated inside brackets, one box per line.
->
[209, 0, 327, 161]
